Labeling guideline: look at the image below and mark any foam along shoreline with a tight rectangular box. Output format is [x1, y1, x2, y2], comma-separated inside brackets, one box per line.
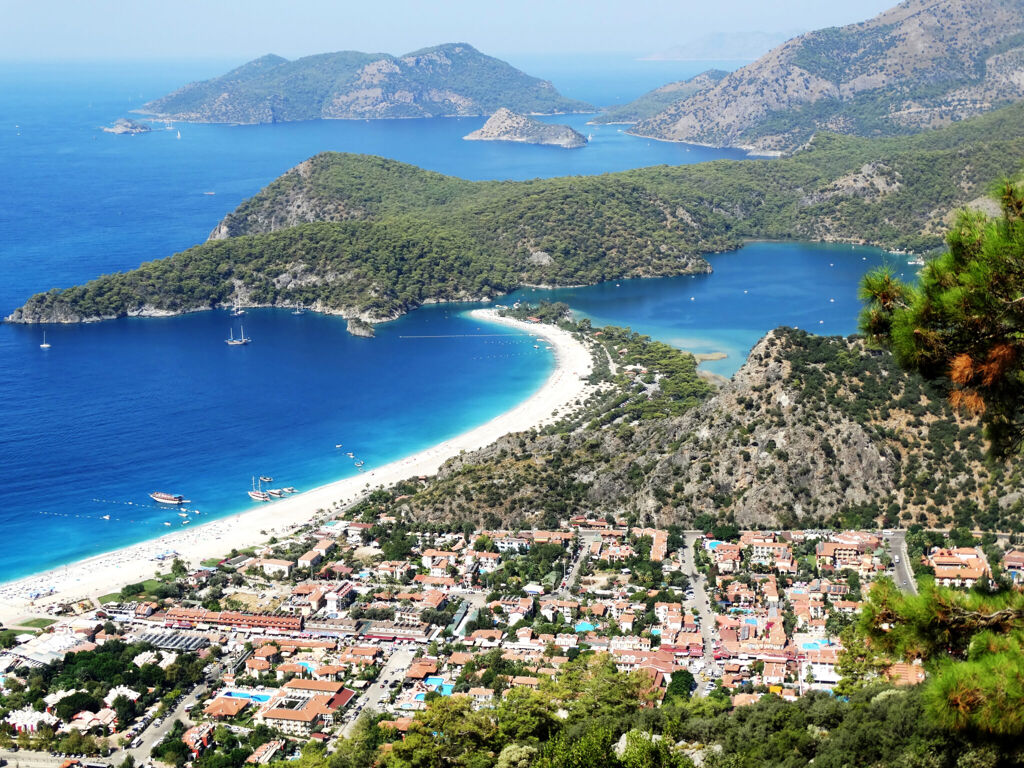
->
[0, 309, 594, 623]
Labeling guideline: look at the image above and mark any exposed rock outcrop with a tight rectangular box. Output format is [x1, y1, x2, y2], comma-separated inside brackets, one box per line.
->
[102, 118, 151, 135]
[347, 317, 375, 337]
[463, 108, 587, 148]
[633, 0, 1024, 153]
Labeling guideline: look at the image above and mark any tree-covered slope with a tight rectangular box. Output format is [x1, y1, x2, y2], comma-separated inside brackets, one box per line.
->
[589, 69, 727, 125]
[10, 101, 1024, 325]
[139, 43, 592, 123]
[633, 0, 1024, 153]
[398, 323, 1021, 533]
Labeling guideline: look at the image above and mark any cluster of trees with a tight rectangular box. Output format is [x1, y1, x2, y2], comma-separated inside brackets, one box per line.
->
[0, 640, 207, 754]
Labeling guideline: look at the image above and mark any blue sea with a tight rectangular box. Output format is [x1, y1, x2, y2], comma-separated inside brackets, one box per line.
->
[0, 58, 900, 582]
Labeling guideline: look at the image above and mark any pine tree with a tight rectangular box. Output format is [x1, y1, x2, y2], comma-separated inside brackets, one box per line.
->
[860, 181, 1024, 456]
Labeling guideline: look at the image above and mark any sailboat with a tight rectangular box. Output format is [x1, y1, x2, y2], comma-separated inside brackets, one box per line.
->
[230, 304, 245, 316]
[248, 476, 271, 502]
[226, 326, 251, 345]
[176, 130, 181, 139]
[39, 332, 51, 349]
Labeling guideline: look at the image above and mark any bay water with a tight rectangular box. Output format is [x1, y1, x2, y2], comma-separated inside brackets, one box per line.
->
[0, 58, 895, 581]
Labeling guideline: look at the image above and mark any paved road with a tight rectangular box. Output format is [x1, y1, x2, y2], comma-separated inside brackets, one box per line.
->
[341, 648, 415, 737]
[124, 681, 206, 763]
[682, 534, 717, 696]
[889, 531, 918, 595]
[557, 533, 597, 598]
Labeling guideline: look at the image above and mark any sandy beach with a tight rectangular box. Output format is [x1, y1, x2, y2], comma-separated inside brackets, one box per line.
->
[0, 310, 593, 624]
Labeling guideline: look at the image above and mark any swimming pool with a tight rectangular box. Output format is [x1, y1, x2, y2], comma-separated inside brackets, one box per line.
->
[744, 618, 758, 626]
[223, 690, 271, 703]
[574, 621, 595, 632]
[801, 641, 833, 651]
[650, 628, 661, 636]
[424, 677, 454, 696]
[297, 661, 317, 675]
[708, 541, 722, 550]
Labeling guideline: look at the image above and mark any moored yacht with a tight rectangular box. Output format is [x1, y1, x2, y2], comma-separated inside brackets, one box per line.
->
[151, 491, 189, 505]
[248, 476, 271, 502]
[226, 326, 251, 345]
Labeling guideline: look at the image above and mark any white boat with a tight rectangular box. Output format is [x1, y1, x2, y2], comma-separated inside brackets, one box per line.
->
[335, 444, 343, 449]
[182, 519, 190, 525]
[226, 326, 251, 345]
[101, 514, 110, 520]
[266, 488, 284, 497]
[248, 476, 271, 502]
[151, 491, 190, 505]
[291, 308, 305, 315]
[178, 512, 188, 518]
[230, 305, 246, 317]
[346, 452, 355, 458]
[259, 476, 273, 483]
[40, 332, 51, 349]
[176, 130, 181, 139]
[283, 487, 297, 494]
[163, 521, 172, 526]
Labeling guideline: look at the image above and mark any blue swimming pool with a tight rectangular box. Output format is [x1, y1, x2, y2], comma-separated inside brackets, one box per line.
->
[575, 621, 595, 632]
[801, 641, 833, 651]
[708, 541, 722, 550]
[224, 690, 271, 703]
[744, 618, 758, 626]
[650, 628, 661, 636]
[422, 677, 455, 696]
[297, 661, 316, 675]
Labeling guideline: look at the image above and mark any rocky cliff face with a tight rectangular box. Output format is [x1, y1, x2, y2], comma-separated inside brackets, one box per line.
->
[140, 43, 592, 124]
[403, 329, 1014, 531]
[633, 0, 1024, 153]
[463, 108, 588, 148]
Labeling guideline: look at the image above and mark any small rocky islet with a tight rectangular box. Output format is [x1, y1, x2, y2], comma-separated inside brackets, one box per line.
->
[464, 107, 588, 148]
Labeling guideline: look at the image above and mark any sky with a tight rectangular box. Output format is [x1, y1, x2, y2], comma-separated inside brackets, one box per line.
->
[2, 0, 898, 61]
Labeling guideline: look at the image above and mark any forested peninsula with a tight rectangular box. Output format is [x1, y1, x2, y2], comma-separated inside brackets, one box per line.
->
[9, 101, 1024, 327]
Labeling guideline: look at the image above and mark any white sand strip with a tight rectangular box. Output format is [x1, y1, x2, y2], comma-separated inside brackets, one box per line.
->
[0, 310, 593, 623]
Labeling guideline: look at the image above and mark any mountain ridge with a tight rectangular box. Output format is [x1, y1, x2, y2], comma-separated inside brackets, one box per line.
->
[632, 0, 1024, 153]
[139, 42, 592, 123]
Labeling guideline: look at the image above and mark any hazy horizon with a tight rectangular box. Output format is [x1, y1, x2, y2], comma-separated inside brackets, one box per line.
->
[2, 0, 896, 61]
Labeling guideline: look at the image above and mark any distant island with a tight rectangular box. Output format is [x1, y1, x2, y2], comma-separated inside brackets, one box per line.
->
[631, 0, 1024, 153]
[138, 43, 592, 123]
[101, 117, 151, 135]
[463, 108, 587, 148]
